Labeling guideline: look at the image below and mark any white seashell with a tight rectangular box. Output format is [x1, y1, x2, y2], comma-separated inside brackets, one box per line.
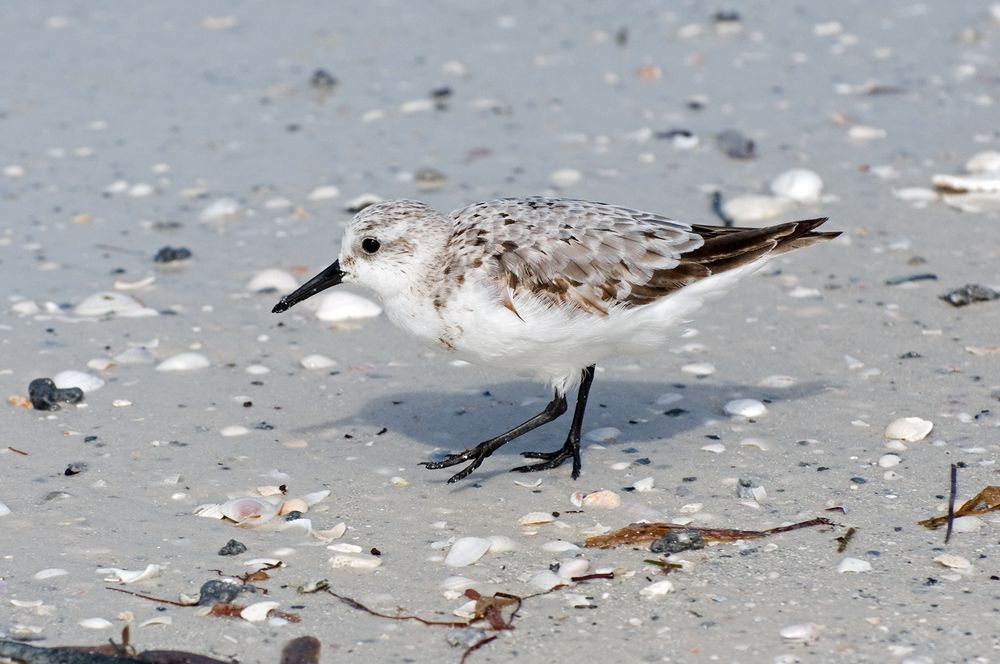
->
[327, 543, 363, 553]
[264, 197, 293, 210]
[884, 417, 933, 442]
[256, 485, 283, 496]
[966, 150, 1000, 174]
[723, 398, 767, 418]
[932, 173, 1000, 194]
[11, 300, 40, 316]
[452, 599, 478, 619]
[300, 489, 331, 506]
[79, 618, 113, 629]
[581, 490, 621, 510]
[329, 554, 382, 570]
[300, 354, 337, 369]
[639, 580, 674, 598]
[681, 361, 715, 377]
[156, 352, 210, 372]
[312, 522, 347, 540]
[633, 477, 656, 492]
[610, 461, 631, 471]
[542, 540, 580, 553]
[10, 599, 43, 608]
[740, 437, 769, 451]
[307, 185, 341, 201]
[933, 554, 971, 570]
[848, 125, 886, 141]
[98, 564, 161, 584]
[246, 364, 269, 375]
[219, 497, 279, 527]
[549, 168, 582, 187]
[892, 187, 938, 202]
[701, 443, 726, 454]
[75, 291, 157, 317]
[344, 193, 383, 212]
[557, 558, 590, 579]
[518, 511, 556, 526]
[199, 198, 241, 222]
[950, 516, 983, 533]
[878, 454, 901, 468]
[444, 537, 492, 567]
[721, 195, 794, 225]
[87, 358, 113, 371]
[836, 557, 872, 573]
[569, 492, 585, 508]
[219, 425, 249, 437]
[585, 427, 620, 442]
[486, 535, 516, 553]
[440, 576, 478, 594]
[246, 269, 298, 292]
[315, 291, 382, 322]
[514, 478, 542, 488]
[780, 623, 822, 642]
[33, 568, 68, 580]
[113, 275, 156, 291]
[941, 191, 1000, 213]
[240, 601, 279, 622]
[655, 392, 684, 406]
[529, 570, 567, 591]
[139, 616, 173, 627]
[769, 168, 823, 203]
[114, 347, 156, 364]
[0, 500, 10, 517]
[279, 498, 308, 515]
[885, 440, 907, 452]
[400, 99, 433, 113]
[53, 370, 104, 393]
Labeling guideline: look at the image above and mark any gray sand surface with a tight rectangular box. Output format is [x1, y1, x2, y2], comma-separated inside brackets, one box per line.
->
[2, 2, 1000, 663]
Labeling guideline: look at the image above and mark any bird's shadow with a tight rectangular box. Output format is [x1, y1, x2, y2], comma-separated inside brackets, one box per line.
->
[291, 377, 828, 492]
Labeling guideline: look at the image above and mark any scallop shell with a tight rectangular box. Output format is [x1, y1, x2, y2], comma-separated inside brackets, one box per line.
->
[300, 354, 337, 369]
[311, 522, 347, 540]
[529, 570, 567, 591]
[246, 269, 299, 293]
[486, 535, 516, 553]
[723, 398, 767, 418]
[114, 347, 157, 365]
[156, 352, 211, 372]
[218, 497, 280, 527]
[278, 498, 308, 515]
[240, 601, 279, 622]
[518, 511, 556, 526]
[314, 292, 383, 322]
[541, 540, 580, 553]
[721, 194, 794, 225]
[444, 537, 491, 567]
[582, 490, 621, 510]
[53, 370, 105, 393]
[79, 618, 114, 629]
[75, 291, 157, 318]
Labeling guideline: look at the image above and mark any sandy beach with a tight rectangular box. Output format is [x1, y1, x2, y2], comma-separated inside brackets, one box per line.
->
[2, 2, 1000, 663]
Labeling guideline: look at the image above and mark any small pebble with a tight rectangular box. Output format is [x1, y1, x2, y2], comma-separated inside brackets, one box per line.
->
[681, 361, 715, 377]
[878, 454, 901, 468]
[650, 529, 705, 554]
[28, 378, 83, 411]
[769, 168, 823, 203]
[701, 443, 726, 454]
[780, 623, 822, 642]
[310, 69, 337, 91]
[199, 198, 241, 222]
[154, 246, 192, 263]
[307, 185, 341, 201]
[715, 129, 756, 159]
[220, 425, 250, 437]
[197, 580, 257, 606]
[218, 539, 247, 556]
[940, 284, 1000, 307]
[549, 168, 582, 187]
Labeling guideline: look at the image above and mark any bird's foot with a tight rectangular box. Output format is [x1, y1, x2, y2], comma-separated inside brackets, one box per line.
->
[420, 444, 495, 483]
[511, 442, 581, 479]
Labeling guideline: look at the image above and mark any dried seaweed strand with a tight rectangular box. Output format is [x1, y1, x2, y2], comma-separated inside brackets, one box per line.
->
[585, 517, 834, 548]
[324, 588, 469, 627]
[918, 485, 1000, 529]
[460, 635, 498, 664]
[106, 586, 189, 607]
[835, 527, 857, 553]
[7, 446, 28, 455]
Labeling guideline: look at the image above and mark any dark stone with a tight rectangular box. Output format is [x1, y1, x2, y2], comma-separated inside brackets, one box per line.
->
[153, 246, 192, 263]
[940, 284, 1000, 307]
[715, 129, 755, 159]
[650, 529, 706, 554]
[196, 579, 257, 605]
[28, 378, 83, 411]
[218, 539, 247, 556]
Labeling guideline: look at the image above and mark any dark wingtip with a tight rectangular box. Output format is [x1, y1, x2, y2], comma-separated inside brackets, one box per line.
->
[272, 299, 290, 314]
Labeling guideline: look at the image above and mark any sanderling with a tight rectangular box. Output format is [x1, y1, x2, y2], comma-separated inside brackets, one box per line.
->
[273, 197, 838, 482]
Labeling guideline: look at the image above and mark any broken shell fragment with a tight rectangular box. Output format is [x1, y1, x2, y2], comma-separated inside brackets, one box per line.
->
[156, 352, 211, 372]
[639, 580, 674, 598]
[98, 564, 162, 584]
[836, 557, 872, 573]
[519, 511, 557, 526]
[884, 417, 933, 442]
[240, 601, 279, 622]
[75, 291, 157, 318]
[329, 554, 382, 571]
[581, 489, 622, 510]
[279, 498, 309, 516]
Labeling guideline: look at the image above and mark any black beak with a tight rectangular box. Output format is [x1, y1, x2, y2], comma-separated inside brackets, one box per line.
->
[272, 259, 345, 313]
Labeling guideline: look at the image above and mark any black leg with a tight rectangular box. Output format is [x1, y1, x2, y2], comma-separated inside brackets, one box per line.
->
[511, 365, 596, 479]
[420, 392, 567, 483]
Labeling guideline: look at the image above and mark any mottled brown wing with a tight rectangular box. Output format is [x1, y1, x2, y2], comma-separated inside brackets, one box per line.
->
[447, 197, 836, 314]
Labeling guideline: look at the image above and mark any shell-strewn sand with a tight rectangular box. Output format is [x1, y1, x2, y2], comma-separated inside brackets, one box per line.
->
[2, 3, 999, 663]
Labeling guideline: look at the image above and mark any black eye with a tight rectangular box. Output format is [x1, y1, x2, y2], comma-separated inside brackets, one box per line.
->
[361, 237, 381, 254]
